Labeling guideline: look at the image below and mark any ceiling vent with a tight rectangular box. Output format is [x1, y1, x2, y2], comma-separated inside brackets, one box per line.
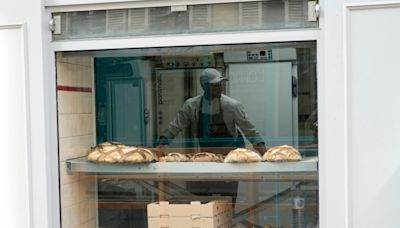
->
[239, 2, 262, 27]
[128, 8, 148, 31]
[189, 5, 211, 29]
[106, 9, 127, 34]
[287, 0, 307, 23]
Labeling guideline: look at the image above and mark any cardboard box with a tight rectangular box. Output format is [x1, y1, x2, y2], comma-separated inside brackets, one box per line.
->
[147, 199, 232, 228]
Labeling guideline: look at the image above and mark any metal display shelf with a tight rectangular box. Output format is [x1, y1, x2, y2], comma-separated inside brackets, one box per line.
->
[66, 156, 318, 181]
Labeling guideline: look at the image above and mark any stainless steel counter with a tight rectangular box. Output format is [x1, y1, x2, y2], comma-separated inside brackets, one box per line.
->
[66, 156, 318, 181]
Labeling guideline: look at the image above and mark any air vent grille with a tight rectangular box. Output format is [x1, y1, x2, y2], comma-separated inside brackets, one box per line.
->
[190, 5, 211, 29]
[128, 8, 147, 31]
[288, 0, 306, 22]
[106, 9, 127, 33]
[52, 0, 317, 40]
[240, 2, 262, 26]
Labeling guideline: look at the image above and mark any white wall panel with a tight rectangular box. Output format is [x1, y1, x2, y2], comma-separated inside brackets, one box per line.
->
[346, 3, 400, 228]
[1, 0, 57, 227]
[0, 25, 30, 228]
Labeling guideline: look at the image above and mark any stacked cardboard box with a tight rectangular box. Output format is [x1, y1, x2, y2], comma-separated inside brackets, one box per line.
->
[147, 199, 232, 228]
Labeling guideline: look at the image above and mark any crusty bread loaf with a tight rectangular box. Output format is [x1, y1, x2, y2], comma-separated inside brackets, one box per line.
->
[159, 152, 190, 162]
[87, 142, 125, 163]
[190, 152, 224, 162]
[124, 148, 156, 163]
[224, 148, 262, 163]
[87, 142, 156, 163]
[262, 145, 302, 162]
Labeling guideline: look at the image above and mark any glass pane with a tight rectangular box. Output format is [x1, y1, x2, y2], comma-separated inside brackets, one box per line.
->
[52, 0, 318, 40]
[57, 41, 318, 228]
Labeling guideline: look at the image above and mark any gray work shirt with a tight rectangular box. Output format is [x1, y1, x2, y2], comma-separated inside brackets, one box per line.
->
[161, 94, 265, 146]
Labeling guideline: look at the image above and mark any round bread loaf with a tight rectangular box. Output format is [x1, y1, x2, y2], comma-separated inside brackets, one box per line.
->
[87, 142, 156, 163]
[224, 148, 262, 163]
[262, 145, 302, 162]
[190, 152, 224, 162]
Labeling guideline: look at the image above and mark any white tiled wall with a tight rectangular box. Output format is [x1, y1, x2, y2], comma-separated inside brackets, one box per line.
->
[57, 53, 97, 228]
[58, 114, 93, 138]
[58, 91, 93, 114]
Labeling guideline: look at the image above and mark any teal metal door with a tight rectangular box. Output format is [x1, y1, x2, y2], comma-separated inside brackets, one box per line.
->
[107, 78, 146, 145]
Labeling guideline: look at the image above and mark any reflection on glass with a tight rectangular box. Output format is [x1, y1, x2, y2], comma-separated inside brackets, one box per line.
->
[57, 41, 318, 228]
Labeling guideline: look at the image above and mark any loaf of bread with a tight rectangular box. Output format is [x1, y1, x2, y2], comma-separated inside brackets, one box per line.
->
[87, 142, 126, 163]
[87, 142, 157, 163]
[262, 145, 302, 162]
[124, 148, 156, 163]
[159, 152, 190, 162]
[190, 152, 224, 162]
[224, 148, 262, 163]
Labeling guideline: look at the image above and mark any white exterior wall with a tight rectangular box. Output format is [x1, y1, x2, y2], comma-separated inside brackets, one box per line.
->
[0, 24, 31, 228]
[344, 2, 400, 228]
[1, 0, 400, 227]
[0, 0, 58, 228]
[322, 0, 400, 228]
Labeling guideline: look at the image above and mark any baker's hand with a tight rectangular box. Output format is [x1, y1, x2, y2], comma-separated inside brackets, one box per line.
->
[155, 144, 168, 157]
[253, 143, 266, 155]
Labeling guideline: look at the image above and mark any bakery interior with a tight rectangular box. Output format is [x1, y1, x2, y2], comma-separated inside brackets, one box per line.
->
[58, 41, 318, 228]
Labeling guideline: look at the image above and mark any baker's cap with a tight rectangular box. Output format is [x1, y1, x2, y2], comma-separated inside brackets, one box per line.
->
[200, 68, 227, 85]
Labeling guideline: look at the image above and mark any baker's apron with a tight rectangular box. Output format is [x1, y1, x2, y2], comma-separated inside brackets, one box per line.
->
[187, 97, 243, 203]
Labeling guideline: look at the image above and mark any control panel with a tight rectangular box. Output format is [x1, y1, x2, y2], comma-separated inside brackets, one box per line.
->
[161, 56, 216, 68]
[246, 50, 273, 61]
[224, 48, 297, 63]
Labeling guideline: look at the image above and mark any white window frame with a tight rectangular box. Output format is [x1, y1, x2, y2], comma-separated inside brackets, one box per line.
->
[44, 1, 339, 228]
[46, 0, 277, 12]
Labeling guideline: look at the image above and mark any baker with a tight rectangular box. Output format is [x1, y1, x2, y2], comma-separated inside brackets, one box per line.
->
[157, 68, 266, 153]
[157, 68, 266, 201]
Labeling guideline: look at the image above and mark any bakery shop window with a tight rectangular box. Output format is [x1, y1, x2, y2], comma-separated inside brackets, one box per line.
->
[57, 41, 318, 228]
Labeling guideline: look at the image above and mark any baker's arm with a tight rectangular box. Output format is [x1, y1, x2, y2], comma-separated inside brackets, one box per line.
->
[233, 102, 266, 153]
[158, 101, 192, 144]
[253, 142, 266, 154]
